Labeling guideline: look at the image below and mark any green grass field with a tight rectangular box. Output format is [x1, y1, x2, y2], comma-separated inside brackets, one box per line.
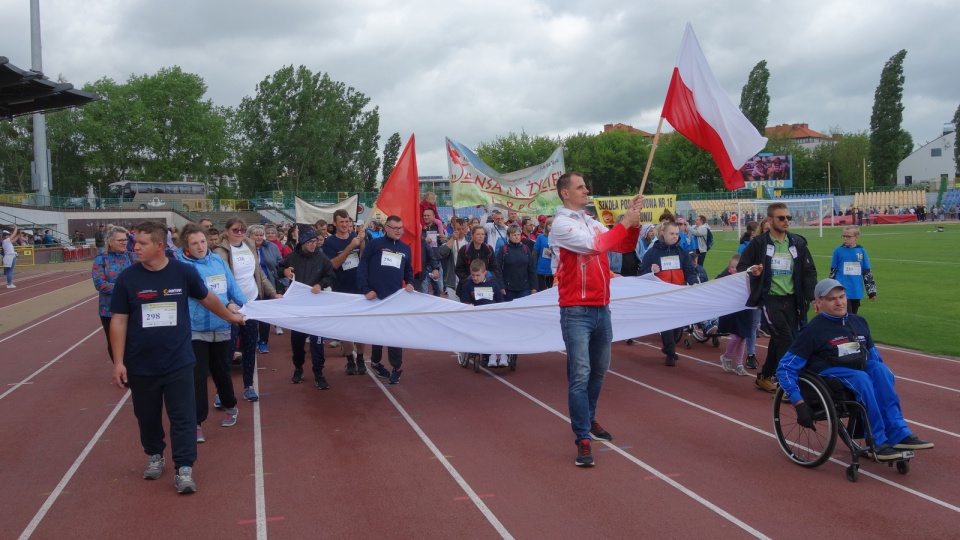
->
[704, 221, 960, 358]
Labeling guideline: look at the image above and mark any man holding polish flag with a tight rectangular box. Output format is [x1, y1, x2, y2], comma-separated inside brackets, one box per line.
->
[641, 23, 767, 193]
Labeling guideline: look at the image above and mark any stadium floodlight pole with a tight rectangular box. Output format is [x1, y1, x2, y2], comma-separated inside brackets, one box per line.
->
[30, 0, 51, 202]
[638, 116, 665, 195]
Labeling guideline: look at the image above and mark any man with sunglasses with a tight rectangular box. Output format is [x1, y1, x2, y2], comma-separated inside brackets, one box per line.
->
[737, 202, 818, 393]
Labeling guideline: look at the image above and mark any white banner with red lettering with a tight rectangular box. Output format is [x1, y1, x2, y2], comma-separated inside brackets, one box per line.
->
[446, 137, 564, 214]
[240, 272, 751, 355]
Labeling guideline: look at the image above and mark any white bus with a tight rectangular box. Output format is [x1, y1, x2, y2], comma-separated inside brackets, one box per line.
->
[107, 181, 210, 211]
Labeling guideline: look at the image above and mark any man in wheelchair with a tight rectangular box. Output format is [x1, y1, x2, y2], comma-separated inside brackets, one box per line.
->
[777, 279, 934, 461]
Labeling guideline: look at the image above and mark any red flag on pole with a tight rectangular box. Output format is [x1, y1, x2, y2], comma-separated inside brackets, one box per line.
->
[375, 134, 421, 274]
[662, 24, 767, 190]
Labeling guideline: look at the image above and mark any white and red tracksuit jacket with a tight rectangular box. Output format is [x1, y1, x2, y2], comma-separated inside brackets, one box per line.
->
[548, 207, 641, 307]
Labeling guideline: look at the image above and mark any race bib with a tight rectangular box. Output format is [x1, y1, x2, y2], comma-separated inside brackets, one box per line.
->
[837, 342, 861, 356]
[206, 274, 227, 295]
[233, 252, 254, 268]
[765, 245, 775, 257]
[771, 254, 792, 272]
[660, 255, 681, 271]
[381, 251, 402, 269]
[142, 302, 177, 328]
[475, 287, 494, 301]
[843, 261, 861, 276]
[342, 252, 359, 271]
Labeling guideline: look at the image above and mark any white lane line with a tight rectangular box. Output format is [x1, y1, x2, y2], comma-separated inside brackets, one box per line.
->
[0, 296, 97, 344]
[252, 369, 268, 540]
[368, 371, 514, 540]
[604, 369, 960, 514]
[486, 367, 769, 539]
[896, 376, 960, 393]
[903, 420, 960, 439]
[750, 337, 960, 364]
[0, 328, 101, 401]
[0, 272, 88, 302]
[18, 390, 131, 540]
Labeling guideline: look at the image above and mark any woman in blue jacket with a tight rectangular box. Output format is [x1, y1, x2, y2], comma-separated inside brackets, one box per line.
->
[177, 224, 247, 441]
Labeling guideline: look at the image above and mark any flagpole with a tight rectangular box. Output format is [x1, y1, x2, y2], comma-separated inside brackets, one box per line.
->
[638, 116, 666, 195]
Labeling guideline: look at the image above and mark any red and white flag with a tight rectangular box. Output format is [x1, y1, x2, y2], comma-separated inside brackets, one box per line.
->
[662, 23, 767, 190]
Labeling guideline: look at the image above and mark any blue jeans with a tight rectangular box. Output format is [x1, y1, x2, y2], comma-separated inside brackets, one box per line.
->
[4, 258, 15, 285]
[504, 289, 531, 302]
[560, 305, 612, 442]
[746, 309, 761, 355]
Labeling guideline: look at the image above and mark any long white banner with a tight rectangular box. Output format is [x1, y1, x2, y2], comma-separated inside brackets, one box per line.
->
[446, 137, 564, 214]
[240, 272, 751, 355]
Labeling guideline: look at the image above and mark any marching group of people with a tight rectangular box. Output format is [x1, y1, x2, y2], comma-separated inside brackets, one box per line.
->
[86, 174, 934, 489]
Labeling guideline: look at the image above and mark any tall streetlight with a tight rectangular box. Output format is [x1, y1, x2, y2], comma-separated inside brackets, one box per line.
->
[31, 0, 51, 204]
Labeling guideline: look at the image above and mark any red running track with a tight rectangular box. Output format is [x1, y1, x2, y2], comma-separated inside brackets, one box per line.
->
[1, 278, 958, 539]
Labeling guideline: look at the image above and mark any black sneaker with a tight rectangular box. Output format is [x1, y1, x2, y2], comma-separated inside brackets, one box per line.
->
[371, 362, 390, 379]
[575, 439, 594, 467]
[893, 435, 934, 450]
[745, 354, 758, 369]
[315, 376, 330, 390]
[389, 368, 402, 385]
[345, 359, 357, 376]
[869, 443, 904, 462]
[665, 354, 678, 367]
[291, 368, 304, 384]
[356, 356, 367, 375]
[590, 421, 612, 442]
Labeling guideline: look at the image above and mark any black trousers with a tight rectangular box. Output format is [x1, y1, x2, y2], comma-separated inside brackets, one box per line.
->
[100, 316, 114, 362]
[537, 274, 554, 291]
[660, 329, 678, 356]
[127, 364, 197, 469]
[192, 340, 237, 424]
[291, 330, 325, 379]
[257, 320, 272, 345]
[371, 345, 403, 369]
[848, 299, 861, 314]
[761, 295, 799, 379]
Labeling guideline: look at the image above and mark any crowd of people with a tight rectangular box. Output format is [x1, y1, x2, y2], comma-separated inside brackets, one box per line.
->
[83, 179, 938, 488]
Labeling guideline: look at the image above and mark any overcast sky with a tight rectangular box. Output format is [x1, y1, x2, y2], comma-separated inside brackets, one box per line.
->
[3, 0, 957, 177]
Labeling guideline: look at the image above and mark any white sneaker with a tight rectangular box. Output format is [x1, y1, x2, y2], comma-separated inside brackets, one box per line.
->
[328, 340, 340, 348]
[734, 365, 749, 376]
[720, 355, 735, 373]
[499, 354, 511, 367]
[275, 327, 283, 335]
[5, 284, 14, 289]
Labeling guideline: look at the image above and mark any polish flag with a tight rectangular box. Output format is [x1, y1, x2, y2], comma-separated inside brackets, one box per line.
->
[662, 24, 767, 190]
[375, 134, 422, 274]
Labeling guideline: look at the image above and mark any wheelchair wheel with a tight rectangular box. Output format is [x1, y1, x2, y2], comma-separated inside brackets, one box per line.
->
[683, 338, 692, 349]
[473, 354, 482, 373]
[896, 460, 910, 474]
[773, 374, 838, 468]
[711, 337, 720, 347]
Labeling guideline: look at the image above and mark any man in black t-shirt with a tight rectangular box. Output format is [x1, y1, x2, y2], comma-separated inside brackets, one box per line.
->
[322, 210, 367, 375]
[110, 221, 244, 494]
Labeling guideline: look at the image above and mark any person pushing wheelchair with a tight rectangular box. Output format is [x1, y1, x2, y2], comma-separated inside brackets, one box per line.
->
[776, 278, 934, 461]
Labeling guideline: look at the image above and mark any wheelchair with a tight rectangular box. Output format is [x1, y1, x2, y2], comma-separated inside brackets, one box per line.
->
[456, 353, 517, 373]
[772, 370, 914, 482]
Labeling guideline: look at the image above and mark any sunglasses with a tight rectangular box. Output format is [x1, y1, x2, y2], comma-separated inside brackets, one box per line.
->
[230, 228, 247, 233]
[773, 215, 792, 222]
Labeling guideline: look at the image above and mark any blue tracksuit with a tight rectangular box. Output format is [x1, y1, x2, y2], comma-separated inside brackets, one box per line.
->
[777, 312, 911, 447]
[829, 245, 876, 301]
[358, 235, 414, 299]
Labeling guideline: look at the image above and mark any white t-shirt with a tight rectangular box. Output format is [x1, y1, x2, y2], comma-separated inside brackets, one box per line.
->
[230, 242, 258, 301]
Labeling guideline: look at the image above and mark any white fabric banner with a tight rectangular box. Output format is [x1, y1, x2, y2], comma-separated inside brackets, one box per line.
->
[240, 272, 752, 354]
[294, 195, 358, 224]
[446, 137, 564, 214]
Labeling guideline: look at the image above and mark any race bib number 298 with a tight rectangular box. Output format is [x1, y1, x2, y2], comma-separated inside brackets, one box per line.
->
[143, 302, 177, 328]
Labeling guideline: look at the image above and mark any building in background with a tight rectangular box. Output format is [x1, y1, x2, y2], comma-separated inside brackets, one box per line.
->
[896, 123, 957, 189]
[764, 123, 835, 150]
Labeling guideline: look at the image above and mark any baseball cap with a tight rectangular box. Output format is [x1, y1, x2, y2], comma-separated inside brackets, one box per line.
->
[814, 278, 845, 299]
[356, 219, 364, 226]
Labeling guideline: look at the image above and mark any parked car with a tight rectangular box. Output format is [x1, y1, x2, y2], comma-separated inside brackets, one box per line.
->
[62, 197, 90, 209]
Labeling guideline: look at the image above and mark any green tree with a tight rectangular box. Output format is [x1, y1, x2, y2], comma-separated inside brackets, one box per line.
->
[740, 60, 771, 135]
[235, 65, 380, 196]
[869, 49, 908, 186]
[649, 133, 721, 194]
[763, 132, 818, 191]
[0, 117, 33, 192]
[475, 131, 560, 172]
[954, 103, 960, 176]
[812, 130, 871, 193]
[132, 67, 230, 184]
[46, 106, 93, 196]
[380, 132, 402, 185]
[568, 130, 651, 196]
